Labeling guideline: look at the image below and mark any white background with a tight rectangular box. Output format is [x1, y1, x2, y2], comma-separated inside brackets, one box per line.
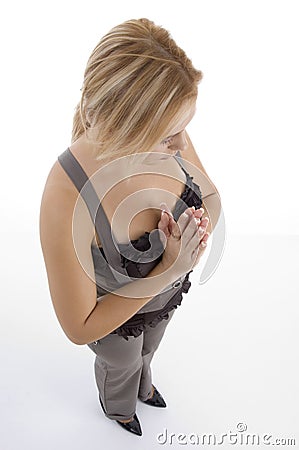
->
[0, 0, 299, 234]
[0, 1, 298, 449]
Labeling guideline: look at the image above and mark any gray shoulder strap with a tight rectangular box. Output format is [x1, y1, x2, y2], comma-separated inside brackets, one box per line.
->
[173, 150, 189, 174]
[57, 148, 129, 283]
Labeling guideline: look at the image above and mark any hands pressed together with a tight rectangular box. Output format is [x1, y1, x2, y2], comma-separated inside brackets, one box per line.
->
[157, 202, 210, 278]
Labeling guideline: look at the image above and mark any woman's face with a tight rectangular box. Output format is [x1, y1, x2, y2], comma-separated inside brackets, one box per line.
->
[144, 100, 197, 163]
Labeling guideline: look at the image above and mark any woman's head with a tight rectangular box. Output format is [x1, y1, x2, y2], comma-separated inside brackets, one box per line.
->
[72, 18, 203, 161]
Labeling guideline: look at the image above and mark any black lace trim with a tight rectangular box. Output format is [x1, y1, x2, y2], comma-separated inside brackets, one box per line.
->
[110, 270, 193, 341]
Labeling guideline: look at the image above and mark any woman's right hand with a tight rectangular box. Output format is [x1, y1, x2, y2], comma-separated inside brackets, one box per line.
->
[158, 205, 210, 279]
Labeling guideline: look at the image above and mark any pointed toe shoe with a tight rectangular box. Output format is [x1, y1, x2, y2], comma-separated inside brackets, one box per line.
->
[141, 385, 167, 408]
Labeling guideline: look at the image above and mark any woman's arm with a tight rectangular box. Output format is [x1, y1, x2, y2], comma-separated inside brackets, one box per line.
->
[80, 260, 180, 345]
[182, 131, 222, 235]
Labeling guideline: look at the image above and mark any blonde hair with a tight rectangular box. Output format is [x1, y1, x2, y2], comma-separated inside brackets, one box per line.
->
[72, 18, 203, 161]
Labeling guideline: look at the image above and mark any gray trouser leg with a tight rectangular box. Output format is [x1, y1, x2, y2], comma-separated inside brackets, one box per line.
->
[87, 309, 175, 421]
[138, 309, 175, 401]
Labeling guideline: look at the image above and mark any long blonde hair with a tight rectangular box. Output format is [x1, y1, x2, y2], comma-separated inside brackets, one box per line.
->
[72, 18, 203, 161]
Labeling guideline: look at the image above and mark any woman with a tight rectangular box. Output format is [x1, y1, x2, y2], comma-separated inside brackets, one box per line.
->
[39, 18, 220, 437]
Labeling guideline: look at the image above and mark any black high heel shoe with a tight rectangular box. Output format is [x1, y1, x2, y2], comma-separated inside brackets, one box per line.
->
[116, 414, 142, 436]
[99, 396, 142, 436]
[140, 385, 167, 408]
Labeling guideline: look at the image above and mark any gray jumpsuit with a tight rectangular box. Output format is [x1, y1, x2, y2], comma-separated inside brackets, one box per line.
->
[57, 148, 202, 421]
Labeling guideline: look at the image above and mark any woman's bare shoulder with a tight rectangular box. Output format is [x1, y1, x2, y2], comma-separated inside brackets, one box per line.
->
[40, 158, 95, 249]
[43, 157, 77, 194]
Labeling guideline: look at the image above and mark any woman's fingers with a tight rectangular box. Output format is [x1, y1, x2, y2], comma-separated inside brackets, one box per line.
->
[169, 215, 181, 240]
[159, 202, 173, 219]
[159, 204, 211, 276]
[157, 210, 171, 237]
[197, 216, 209, 233]
[159, 203, 208, 245]
[193, 207, 205, 220]
[158, 209, 181, 240]
[201, 231, 210, 247]
[176, 208, 196, 243]
[159, 203, 206, 241]
[192, 231, 210, 266]
[159, 202, 180, 240]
